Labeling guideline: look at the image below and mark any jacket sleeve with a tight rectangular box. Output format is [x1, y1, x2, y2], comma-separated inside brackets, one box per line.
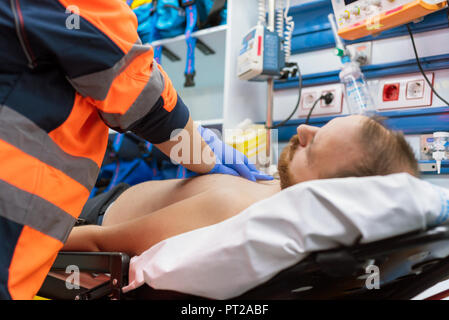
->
[21, 0, 189, 143]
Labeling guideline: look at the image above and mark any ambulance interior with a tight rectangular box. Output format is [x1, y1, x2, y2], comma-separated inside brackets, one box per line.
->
[38, 0, 449, 300]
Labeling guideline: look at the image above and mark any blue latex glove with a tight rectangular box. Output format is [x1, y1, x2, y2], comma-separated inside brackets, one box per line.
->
[198, 125, 273, 182]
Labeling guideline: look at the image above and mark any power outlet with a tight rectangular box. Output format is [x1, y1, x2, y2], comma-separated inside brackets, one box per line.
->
[376, 72, 434, 110]
[382, 83, 400, 101]
[301, 91, 319, 110]
[406, 80, 425, 100]
[320, 90, 337, 108]
[420, 134, 435, 160]
[298, 84, 344, 118]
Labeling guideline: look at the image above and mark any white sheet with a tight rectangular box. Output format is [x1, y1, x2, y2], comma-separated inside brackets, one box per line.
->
[122, 173, 449, 299]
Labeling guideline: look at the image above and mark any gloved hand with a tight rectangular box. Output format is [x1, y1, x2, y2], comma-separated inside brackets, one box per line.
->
[198, 125, 273, 182]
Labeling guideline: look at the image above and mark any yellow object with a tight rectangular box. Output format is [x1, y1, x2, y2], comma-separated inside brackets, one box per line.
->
[129, 0, 153, 9]
[226, 124, 268, 167]
[338, 0, 447, 40]
[33, 296, 50, 300]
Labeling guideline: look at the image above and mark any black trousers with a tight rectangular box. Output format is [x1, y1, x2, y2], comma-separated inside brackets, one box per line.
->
[78, 183, 130, 226]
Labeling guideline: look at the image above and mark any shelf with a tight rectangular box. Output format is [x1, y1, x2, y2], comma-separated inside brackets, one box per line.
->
[150, 25, 228, 47]
[150, 25, 228, 122]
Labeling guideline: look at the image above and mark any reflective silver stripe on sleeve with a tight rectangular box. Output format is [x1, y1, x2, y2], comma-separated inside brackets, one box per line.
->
[99, 62, 166, 131]
[0, 105, 99, 191]
[0, 179, 76, 242]
[68, 41, 151, 100]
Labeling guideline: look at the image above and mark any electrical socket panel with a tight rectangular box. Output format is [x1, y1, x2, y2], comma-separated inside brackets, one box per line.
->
[420, 134, 435, 160]
[298, 83, 344, 118]
[376, 72, 434, 110]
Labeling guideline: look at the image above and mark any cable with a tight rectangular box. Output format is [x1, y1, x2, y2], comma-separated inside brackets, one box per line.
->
[276, 0, 284, 39]
[406, 24, 449, 107]
[258, 0, 266, 26]
[265, 63, 302, 129]
[305, 96, 323, 125]
[305, 92, 334, 125]
[283, 0, 294, 62]
[265, 66, 336, 129]
[265, 69, 334, 129]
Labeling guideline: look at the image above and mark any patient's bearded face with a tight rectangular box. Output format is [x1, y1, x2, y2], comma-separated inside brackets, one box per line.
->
[278, 134, 302, 189]
[278, 115, 366, 189]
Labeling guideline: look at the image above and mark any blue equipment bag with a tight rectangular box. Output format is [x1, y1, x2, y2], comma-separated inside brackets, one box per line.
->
[155, 0, 198, 87]
[90, 133, 159, 198]
[197, 0, 227, 29]
[182, 0, 198, 87]
[180, 0, 227, 86]
[130, 1, 227, 87]
[133, 2, 159, 44]
[156, 0, 188, 39]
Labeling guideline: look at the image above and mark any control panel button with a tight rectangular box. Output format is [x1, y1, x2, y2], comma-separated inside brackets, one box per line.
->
[340, 10, 350, 20]
[351, 6, 361, 15]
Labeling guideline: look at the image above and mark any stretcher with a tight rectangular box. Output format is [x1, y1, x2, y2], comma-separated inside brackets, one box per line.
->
[38, 225, 449, 300]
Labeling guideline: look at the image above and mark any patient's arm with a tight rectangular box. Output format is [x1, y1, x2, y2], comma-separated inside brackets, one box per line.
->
[64, 188, 255, 256]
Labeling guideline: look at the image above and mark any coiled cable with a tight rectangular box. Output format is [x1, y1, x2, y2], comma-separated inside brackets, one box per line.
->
[283, 0, 294, 62]
[258, 0, 266, 25]
[276, 0, 284, 39]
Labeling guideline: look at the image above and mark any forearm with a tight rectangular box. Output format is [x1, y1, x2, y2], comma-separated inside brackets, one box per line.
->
[63, 225, 103, 252]
[63, 189, 244, 257]
[64, 222, 155, 257]
[154, 116, 215, 174]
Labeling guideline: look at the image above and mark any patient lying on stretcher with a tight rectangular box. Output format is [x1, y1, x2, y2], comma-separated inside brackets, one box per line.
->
[63, 115, 419, 256]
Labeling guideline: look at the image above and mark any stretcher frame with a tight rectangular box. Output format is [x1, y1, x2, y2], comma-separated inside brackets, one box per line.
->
[38, 252, 129, 300]
[38, 225, 449, 300]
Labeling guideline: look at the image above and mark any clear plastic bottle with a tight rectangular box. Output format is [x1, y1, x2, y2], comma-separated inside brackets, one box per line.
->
[339, 59, 376, 115]
[432, 132, 449, 174]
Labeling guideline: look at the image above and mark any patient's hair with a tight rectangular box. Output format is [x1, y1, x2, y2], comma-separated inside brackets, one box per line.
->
[331, 116, 419, 179]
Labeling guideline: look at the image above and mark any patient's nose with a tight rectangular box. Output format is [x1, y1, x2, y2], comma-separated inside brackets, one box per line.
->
[296, 125, 319, 147]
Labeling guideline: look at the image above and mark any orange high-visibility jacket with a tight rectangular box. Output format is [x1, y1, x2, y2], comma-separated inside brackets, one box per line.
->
[0, 0, 190, 299]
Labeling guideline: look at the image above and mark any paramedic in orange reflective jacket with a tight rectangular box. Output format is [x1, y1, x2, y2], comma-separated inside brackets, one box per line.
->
[0, 0, 271, 300]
